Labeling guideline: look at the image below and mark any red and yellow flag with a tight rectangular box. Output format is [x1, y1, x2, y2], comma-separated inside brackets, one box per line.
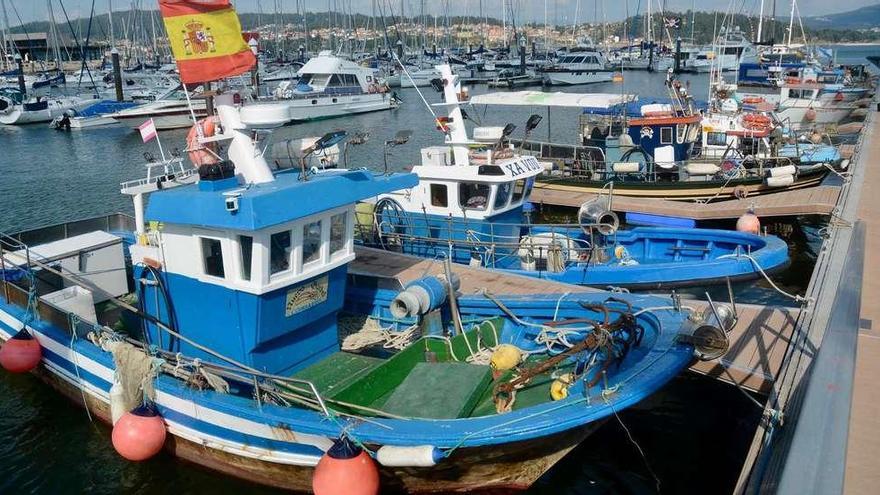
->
[158, 0, 256, 84]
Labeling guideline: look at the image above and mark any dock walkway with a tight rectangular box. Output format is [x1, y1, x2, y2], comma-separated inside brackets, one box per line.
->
[531, 181, 842, 219]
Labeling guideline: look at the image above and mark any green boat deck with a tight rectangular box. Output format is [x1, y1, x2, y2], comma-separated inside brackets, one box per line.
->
[291, 318, 576, 419]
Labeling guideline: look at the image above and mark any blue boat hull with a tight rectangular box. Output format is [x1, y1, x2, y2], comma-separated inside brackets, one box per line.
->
[0, 269, 694, 492]
[360, 207, 790, 289]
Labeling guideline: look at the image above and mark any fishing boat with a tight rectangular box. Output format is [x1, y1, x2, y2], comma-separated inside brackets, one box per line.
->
[470, 73, 838, 201]
[0, 91, 701, 493]
[270, 52, 399, 121]
[355, 66, 790, 288]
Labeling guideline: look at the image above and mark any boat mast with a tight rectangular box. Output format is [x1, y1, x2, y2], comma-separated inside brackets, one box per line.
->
[0, 0, 10, 71]
[108, 0, 115, 48]
[756, 0, 764, 43]
[787, 0, 795, 47]
[46, 0, 63, 68]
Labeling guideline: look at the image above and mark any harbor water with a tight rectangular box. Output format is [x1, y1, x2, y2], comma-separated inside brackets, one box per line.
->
[0, 46, 874, 493]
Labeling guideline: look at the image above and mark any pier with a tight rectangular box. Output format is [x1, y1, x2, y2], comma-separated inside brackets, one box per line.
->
[531, 180, 843, 220]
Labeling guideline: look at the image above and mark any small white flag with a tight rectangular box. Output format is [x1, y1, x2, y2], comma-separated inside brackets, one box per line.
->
[138, 118, 157, 143]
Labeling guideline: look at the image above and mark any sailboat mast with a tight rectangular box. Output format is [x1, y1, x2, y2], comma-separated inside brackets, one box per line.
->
[0, 0, 10, 70]
[756, 0, 764, 43]
[108, 0, 115, 47]
[46, 0, 63, 67]
[787, 0, 795, 47]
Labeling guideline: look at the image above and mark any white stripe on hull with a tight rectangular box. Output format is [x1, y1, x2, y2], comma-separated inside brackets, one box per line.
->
[0, 308, 328, 466]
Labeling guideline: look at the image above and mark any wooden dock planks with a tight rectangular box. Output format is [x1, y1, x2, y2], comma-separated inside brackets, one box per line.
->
[352, 246, 795, 393]
[845, 109, 880, 495]
[531, 182, 842, 220]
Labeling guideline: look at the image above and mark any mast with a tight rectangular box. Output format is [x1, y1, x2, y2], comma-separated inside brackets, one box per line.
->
[47, 0, 63, 67]
[787, 0, 795, 47]
[0, 0, 10, 70]
[756, 0, 764, 43]
[108, 0, 115, 48]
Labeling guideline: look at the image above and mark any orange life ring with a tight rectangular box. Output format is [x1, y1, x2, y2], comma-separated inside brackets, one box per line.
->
[187, 117, 219, 167]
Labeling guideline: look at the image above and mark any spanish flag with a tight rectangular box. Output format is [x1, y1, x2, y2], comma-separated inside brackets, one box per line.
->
[159, 0, 256, 84]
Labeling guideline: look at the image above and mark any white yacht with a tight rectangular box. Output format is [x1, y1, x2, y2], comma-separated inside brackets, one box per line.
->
[0, 89, 94, 125]
[687, 28, 757, 73]
[541, 46, 612, 86]
[270, 52, 399, 121]
[108, 86, 207, 130]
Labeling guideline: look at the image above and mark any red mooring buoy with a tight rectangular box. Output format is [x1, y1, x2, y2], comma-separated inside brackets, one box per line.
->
[736, 211, 761, 235]
[0, 328, 42, 373]
[112, 403, 167, 461]
[312, 436, 380, 495]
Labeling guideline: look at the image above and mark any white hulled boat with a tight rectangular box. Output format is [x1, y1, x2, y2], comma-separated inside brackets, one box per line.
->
[541, 46, 612, 86]
[270, 52, 398, 121]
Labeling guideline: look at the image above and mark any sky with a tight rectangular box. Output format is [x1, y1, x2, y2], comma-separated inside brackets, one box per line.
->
[4, 0, 878, 26]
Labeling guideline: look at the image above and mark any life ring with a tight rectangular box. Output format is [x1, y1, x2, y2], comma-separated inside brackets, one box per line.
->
[742, 113, 772, 131]
[186, 117, 220, 167]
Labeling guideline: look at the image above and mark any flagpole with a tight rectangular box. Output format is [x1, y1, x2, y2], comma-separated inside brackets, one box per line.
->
[181, 82, 204, 140]
[152, 118, 168, 162]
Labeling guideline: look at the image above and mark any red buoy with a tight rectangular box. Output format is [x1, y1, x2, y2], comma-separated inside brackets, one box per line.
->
[0, 329, 42, 373]
[736, 211, 761, 235]
[112, 404, 167, 461]
[313, 437, 379, 495]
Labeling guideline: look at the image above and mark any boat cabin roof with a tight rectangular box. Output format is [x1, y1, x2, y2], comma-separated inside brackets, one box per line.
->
[146, 169, 417, 231]
[298, 53, 367, 76]
[470, 91, 636, 109]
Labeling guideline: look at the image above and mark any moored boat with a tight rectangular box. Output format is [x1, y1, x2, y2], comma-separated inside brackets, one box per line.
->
[0, 92, 700, 493]
[356, 66, 790, 288]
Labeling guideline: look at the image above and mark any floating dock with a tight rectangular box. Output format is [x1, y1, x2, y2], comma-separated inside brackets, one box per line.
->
[731, 101, 877, 494]
[531, 181, 842, 220]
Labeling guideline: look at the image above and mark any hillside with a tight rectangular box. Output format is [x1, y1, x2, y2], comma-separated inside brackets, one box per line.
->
[803, 4, 880, 30]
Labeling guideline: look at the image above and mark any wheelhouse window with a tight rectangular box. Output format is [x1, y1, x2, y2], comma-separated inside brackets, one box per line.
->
[494, 182, 513, 209]
[239, 235, 253, 281]
[270, 231, 291, 275]
[200, 238, 225, 278]
[676, 124, 687, 144]
[511, 179, 527, 204]
[660, 127, 673, 144]
[459, 182, 490, 210]
[430, 183, 448, 207]
[302, 220, 322, 266]
[707, 132, 727, 146]
[330, 213, 347, 257]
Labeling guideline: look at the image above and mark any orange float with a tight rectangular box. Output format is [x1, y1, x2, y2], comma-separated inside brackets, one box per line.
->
[0, 329, 42, 373]
[112, 403, 167, 461]
[313, 437, 379, 495]
[736, 210, 761, 235]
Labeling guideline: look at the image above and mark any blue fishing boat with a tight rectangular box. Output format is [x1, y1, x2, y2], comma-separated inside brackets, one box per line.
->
[0, 94, 703, 493]
[356, 66, 790, 289]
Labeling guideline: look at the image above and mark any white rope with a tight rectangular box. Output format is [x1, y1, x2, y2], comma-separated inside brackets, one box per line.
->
[718, 253, 809, 303]
[340, 317, 418, 351]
